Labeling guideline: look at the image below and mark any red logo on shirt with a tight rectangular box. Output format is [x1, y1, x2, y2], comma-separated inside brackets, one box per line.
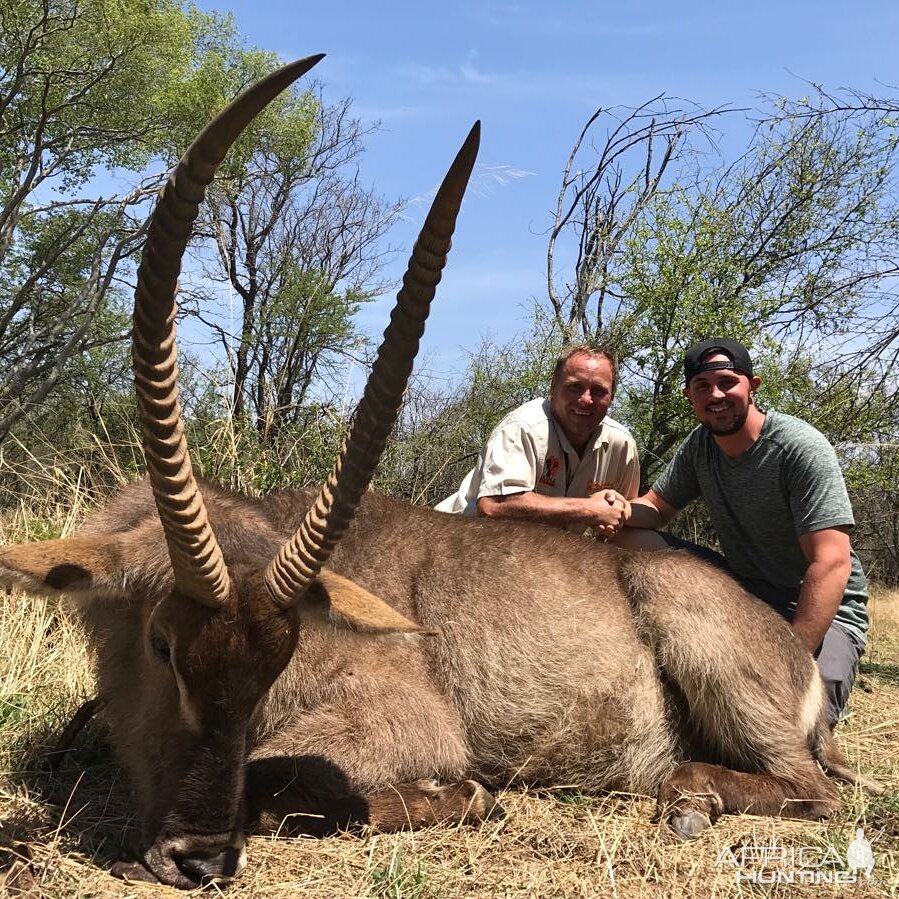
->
[539, 455, 560, 486]
[587, 480, 611, 495]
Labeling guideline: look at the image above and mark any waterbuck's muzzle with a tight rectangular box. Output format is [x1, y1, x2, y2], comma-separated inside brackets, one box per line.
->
[112, 833, 247, 889]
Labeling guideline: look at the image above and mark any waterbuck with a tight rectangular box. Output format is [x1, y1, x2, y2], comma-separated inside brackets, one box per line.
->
[0, 56, 875, 889]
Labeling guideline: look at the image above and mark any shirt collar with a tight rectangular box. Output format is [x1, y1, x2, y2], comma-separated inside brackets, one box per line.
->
[589, 421, 611, 452]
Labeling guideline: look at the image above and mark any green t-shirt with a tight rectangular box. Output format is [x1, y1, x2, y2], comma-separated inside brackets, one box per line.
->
[652, 410, 868, 644]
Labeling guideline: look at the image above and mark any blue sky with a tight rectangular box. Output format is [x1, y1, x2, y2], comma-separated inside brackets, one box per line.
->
[193, 0, 899, 388]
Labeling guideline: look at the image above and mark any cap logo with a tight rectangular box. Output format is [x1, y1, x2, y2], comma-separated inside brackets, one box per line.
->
[696, 359, 737, 376]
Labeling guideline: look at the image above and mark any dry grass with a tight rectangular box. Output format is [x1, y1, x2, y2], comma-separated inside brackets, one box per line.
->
[0, 523, 896, 897]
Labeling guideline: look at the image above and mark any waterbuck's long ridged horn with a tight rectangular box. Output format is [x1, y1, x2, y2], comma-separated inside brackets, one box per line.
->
[134, 55, 325, 608]
[264, 122, 481, 609]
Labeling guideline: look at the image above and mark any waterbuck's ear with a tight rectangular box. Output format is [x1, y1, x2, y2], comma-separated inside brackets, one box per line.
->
[0, 536, 128, 600]
[302, 569, 438, 637]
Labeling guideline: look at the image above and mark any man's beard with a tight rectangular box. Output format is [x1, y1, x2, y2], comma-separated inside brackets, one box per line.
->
[702, 406, 749, 436]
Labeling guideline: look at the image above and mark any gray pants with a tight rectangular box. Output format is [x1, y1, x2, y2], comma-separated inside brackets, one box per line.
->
[815, 622, 865, 726]
[660, 533, 864, 726]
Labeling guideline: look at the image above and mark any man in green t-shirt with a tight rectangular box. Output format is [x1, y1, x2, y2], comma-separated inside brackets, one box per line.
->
[622, 338, 868, 726]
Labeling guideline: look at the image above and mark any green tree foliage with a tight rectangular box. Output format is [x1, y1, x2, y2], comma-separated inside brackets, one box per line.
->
[845, 443, 899, 586]
[1, 2, 397, 507]
[760, 87, 899, 374]
[0, 0, 220, 442]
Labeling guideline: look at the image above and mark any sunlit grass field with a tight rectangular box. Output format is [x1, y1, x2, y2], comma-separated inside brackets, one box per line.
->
[0, 481, 896, 897]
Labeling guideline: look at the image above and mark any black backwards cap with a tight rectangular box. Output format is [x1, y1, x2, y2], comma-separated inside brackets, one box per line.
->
[683, 338, 753, 387]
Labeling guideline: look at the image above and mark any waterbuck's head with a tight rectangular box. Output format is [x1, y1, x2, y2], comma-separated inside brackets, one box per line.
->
[0, 55, 479, 888]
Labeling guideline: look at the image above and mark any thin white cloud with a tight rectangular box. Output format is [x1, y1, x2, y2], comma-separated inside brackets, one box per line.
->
[393, 59, 623, 106]
[399, 163, 536, 218]
[459, 64, 496, 86]
[396, 62, 462, 86]
[467, 164, 537, 197]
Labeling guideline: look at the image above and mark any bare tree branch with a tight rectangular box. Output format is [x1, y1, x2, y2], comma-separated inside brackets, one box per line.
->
[546, 96, 730, 339]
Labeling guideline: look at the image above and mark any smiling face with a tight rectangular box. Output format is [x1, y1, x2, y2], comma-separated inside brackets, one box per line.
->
[683, 352, 762, 436]
[549, 352, 615, 452]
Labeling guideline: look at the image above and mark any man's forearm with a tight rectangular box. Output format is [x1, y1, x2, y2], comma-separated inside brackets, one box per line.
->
[479, 493, 585, 527]
[790, 560, 850, 653]
[624, 497, 668, 529]
[477, 491, 625, 532]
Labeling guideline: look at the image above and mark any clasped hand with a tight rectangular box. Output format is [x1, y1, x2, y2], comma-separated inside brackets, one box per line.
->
[587, 489, 631, 541]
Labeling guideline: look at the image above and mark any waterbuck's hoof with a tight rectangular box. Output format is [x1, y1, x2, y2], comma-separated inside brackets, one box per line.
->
[457, 780, 505, 823]
[667, 809, 712, 841]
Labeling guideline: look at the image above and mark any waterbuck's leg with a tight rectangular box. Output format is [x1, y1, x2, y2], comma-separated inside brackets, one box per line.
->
[619, 551, 851, 835]
[244, 756, 501, 837]
[657, 760, 840, 839]
[245, 656, 498, 836]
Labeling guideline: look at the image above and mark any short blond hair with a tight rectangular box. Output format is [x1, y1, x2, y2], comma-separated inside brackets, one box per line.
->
[551, 342, 619, 395]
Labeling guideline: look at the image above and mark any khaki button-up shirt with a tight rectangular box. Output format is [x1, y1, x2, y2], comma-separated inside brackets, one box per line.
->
[435, 399, 640, 534]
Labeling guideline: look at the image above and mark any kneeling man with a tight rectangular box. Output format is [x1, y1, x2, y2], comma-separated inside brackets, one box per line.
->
[622, 338, 869, 725]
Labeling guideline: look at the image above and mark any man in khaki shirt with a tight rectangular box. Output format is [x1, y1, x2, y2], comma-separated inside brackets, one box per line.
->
[436, 343, 637, 538]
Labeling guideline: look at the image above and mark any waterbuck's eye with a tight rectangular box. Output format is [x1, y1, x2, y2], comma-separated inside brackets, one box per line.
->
[149, 629, 171, 664]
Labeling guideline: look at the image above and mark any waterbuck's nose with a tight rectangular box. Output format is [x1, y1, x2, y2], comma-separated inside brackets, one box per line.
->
[177, 844, 246, 884]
